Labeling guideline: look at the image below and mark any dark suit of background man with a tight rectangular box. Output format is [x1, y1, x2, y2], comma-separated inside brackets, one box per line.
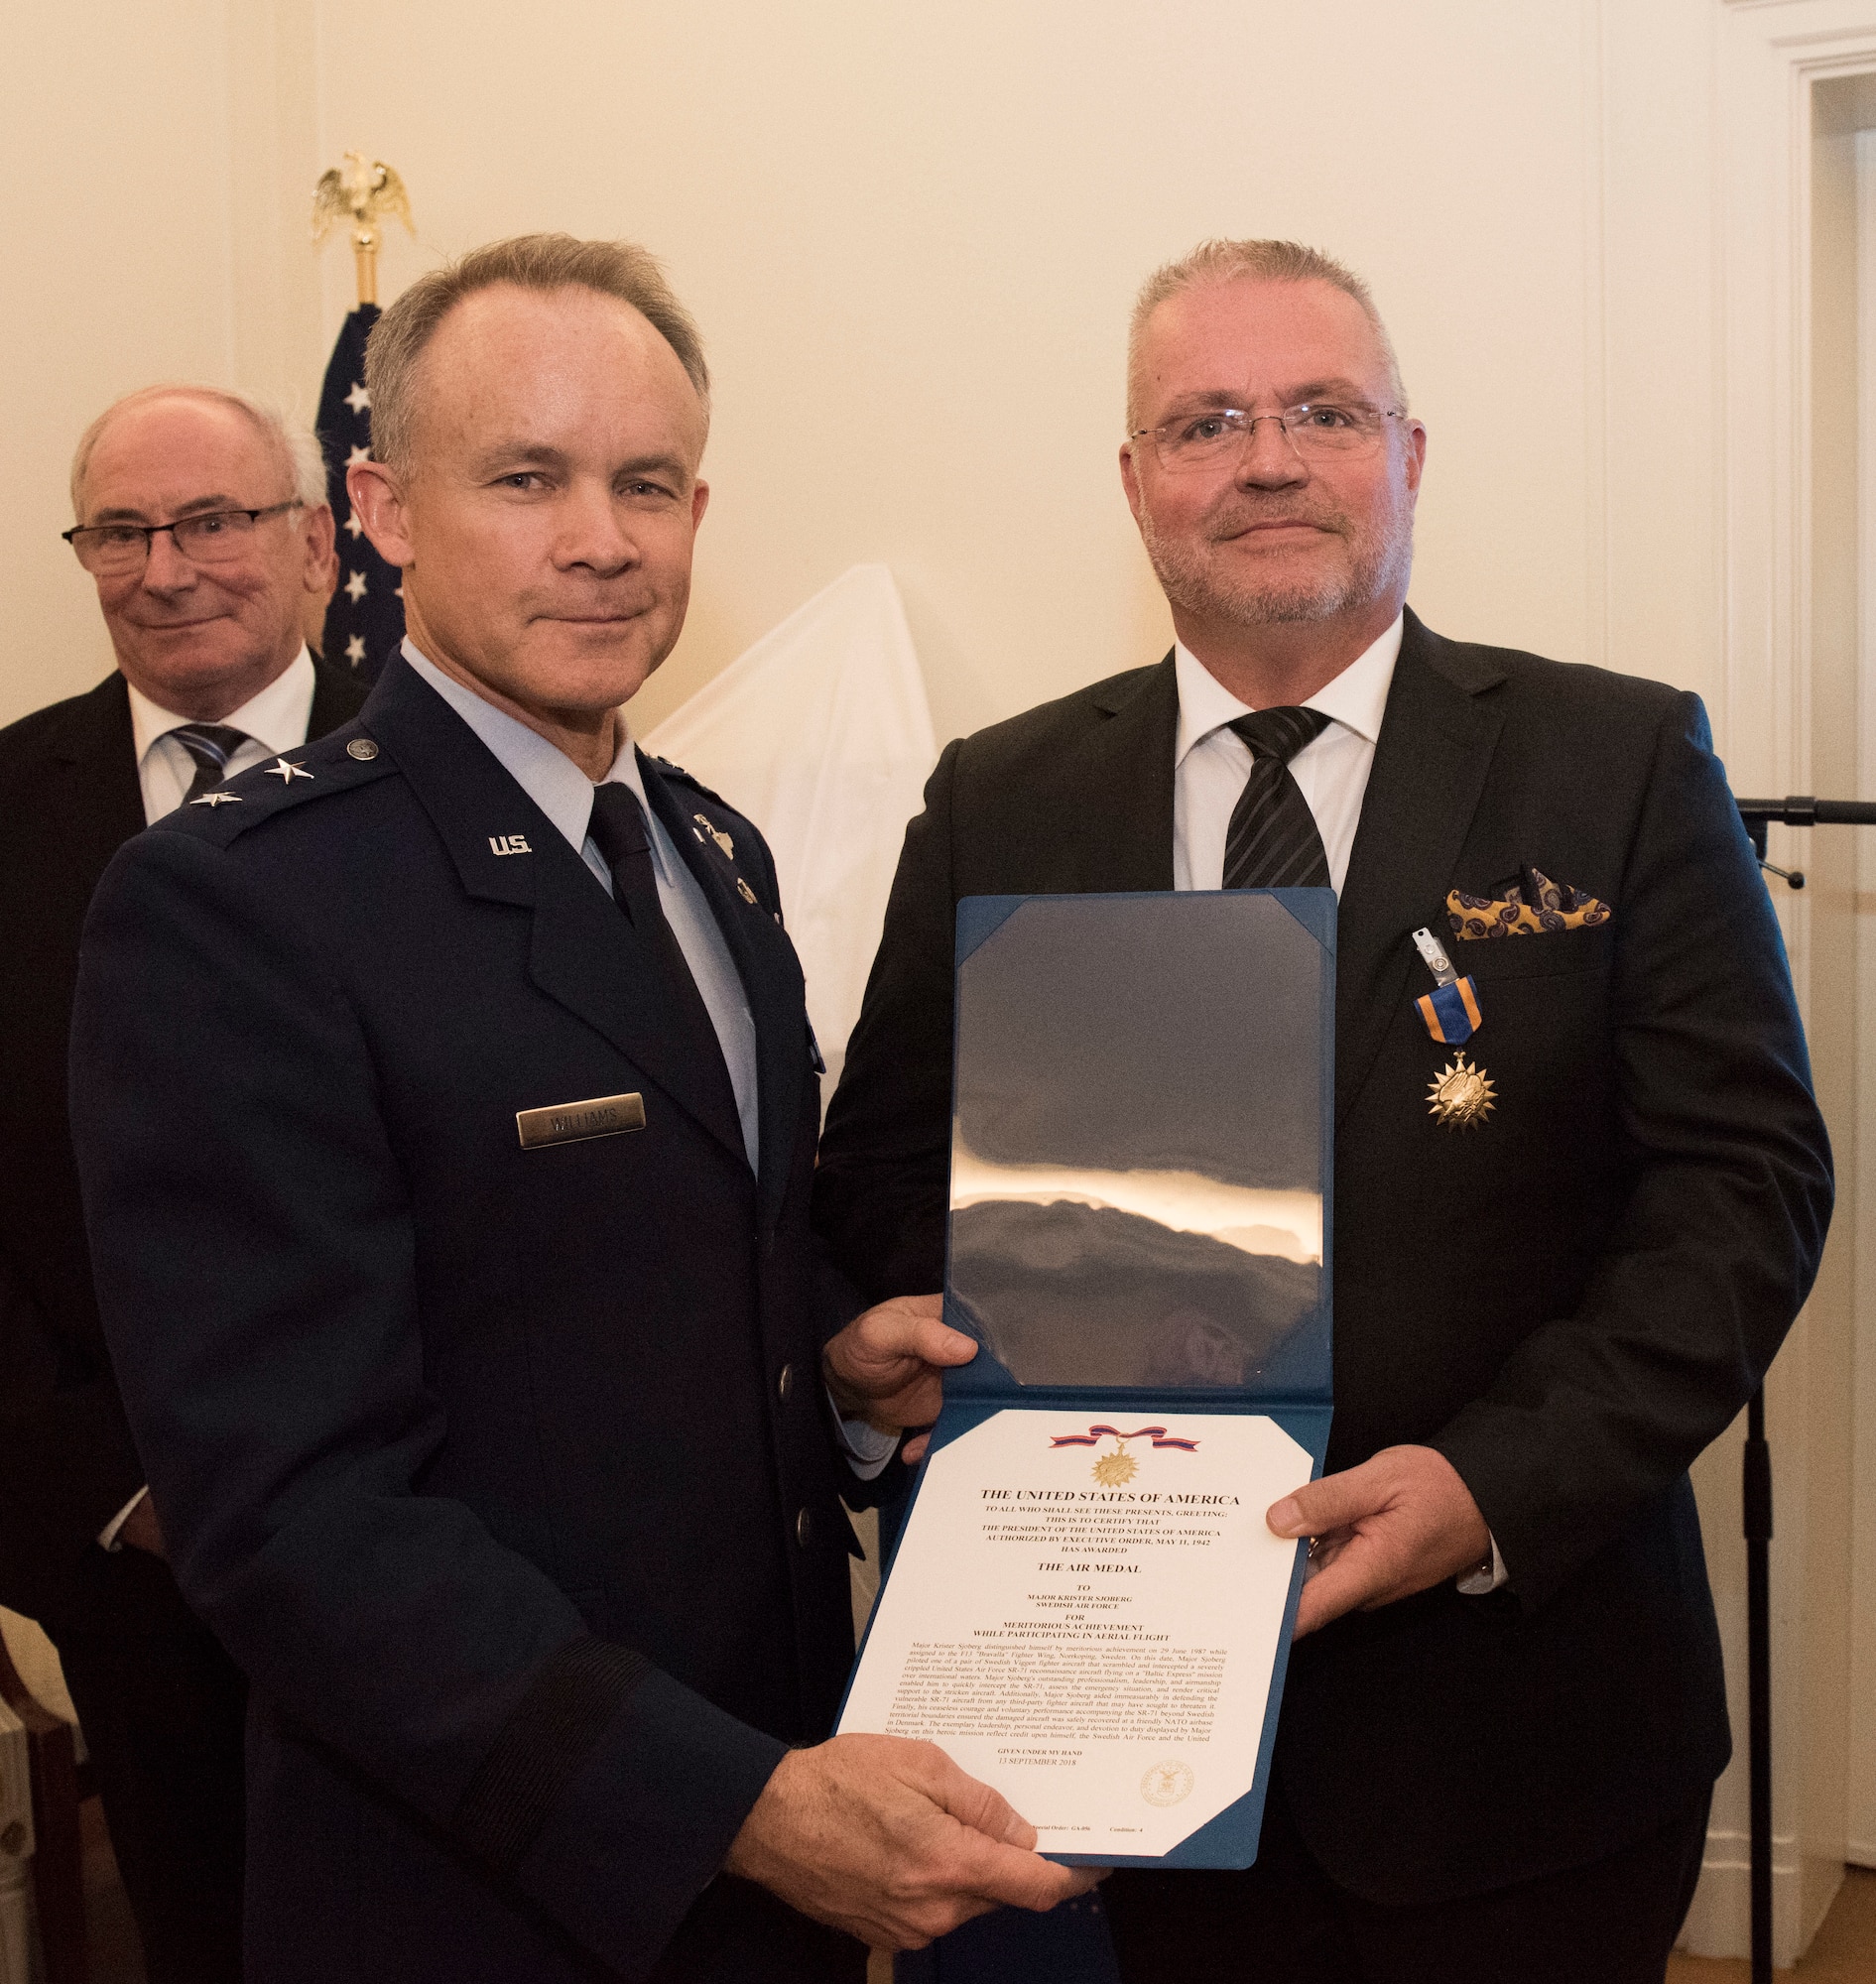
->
[814, 238, 1834, 1984]
[0, 383, 364, 1984]
[68, 234, 1091, 1984]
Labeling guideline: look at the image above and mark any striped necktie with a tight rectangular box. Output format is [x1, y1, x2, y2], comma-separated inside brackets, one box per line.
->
[1221, 706, 1332, 890]
[170, 724, 249, 806]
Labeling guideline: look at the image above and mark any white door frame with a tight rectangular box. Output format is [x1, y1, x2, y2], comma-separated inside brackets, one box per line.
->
[1720, 0, 1876, 828]
[1850, 113, 1876, 1881]
[1695, 0, 1876, 1964]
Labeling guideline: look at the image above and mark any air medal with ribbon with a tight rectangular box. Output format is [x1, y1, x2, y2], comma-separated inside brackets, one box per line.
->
[1411, 926, 1496, 1129]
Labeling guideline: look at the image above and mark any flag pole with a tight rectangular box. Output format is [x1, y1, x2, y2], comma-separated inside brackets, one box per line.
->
[352, 223, 380, 308]
[311, 154, 413, 681]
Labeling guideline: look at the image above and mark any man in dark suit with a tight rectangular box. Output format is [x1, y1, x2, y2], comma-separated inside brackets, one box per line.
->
[67, 234, 1090, 1983]
[813, 239, 1834, 1982]
[0, 382, 365, 1982]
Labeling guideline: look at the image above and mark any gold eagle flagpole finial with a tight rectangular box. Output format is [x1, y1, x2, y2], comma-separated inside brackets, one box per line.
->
[313, 153, 414, 307]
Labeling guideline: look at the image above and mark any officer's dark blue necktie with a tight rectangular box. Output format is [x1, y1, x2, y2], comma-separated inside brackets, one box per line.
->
[170, 723, 249, 806]
[1222, 706, 1332, 890]
[585, 781, 742, 1154]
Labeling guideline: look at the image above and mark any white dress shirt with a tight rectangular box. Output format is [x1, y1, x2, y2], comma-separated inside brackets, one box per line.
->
[103, 647, 325, 1550]
[127, 647, 318, 826]
[1173, 615, 1400, 897]
[1170, 613, 1506, 1594]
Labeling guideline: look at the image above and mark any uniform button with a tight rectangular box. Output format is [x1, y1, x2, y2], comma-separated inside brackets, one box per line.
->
[795, 1507, 813, 1549]
[346, 736, 379, 761]
[777, 1362, 797, 1405]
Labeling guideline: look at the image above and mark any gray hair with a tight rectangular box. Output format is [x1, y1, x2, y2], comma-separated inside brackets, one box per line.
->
[69, 384, 327, 519]
[365, 232, 710, 473]
[1127, 238, 1408, 428]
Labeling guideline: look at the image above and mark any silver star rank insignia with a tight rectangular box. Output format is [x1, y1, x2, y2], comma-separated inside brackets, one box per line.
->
[264, 758, 314, 784]
[191, 791, 242, 806]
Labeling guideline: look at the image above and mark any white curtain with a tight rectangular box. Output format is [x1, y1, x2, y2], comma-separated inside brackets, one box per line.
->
[645, 564, 938, 1094]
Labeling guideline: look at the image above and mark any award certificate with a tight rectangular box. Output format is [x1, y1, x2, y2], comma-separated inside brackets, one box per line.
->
[837, 1406, 1313, 1863]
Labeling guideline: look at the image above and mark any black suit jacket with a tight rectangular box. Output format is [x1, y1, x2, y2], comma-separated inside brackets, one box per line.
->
[813, 608, 1833, 1902]
[0, 658, 366, 1625]
[69, 656, 869, 1983]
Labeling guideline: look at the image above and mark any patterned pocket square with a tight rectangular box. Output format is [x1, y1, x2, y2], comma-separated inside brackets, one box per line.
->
[1446, 868, 1611, 939]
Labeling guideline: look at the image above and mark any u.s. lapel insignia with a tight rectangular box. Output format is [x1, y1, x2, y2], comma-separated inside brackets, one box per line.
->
[694, 812, 733, 859]
[191, 791, 242, 806]
[1428, 1053, 1496, 1130]
[264, 757, 313, 784]
[736, 877, 758, 906]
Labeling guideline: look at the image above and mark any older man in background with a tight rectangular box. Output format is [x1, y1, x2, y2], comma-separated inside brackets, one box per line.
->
[0, 385, 366, 1982]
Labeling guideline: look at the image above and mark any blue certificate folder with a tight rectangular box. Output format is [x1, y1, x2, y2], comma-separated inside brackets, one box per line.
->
[849, 890, 1335, 1872]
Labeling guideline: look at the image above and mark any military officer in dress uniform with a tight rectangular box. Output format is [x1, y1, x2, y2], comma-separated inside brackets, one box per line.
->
[68, 234, 1091, 1983]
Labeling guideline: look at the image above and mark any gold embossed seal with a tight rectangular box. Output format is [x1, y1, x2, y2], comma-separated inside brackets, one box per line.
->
[1141, 1760, 1194, 1807]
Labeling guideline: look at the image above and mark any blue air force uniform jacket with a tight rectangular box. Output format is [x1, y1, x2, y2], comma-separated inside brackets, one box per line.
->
[68, 656, 873, 1983]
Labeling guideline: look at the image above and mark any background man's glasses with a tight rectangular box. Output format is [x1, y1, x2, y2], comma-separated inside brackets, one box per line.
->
[1132, 403, 1408, 473]
[63, 501, 304, 576]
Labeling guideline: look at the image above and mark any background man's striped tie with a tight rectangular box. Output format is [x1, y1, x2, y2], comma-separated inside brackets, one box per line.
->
[1221, 706, 1332, 890]
[170, 724, 249, 806]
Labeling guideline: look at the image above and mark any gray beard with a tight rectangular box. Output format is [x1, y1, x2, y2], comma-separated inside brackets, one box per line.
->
[1138, 502, 1414, 629]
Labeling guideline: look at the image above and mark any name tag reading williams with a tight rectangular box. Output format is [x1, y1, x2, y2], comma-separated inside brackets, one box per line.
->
[515, 1092, 646, 1151]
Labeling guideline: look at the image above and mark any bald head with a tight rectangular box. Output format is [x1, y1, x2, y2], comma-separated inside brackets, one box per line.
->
[71, 385, 325, 522]
[1126, 238, 1406, 432]
[363, 233, 710, 477]
[68, 388, 336, 721]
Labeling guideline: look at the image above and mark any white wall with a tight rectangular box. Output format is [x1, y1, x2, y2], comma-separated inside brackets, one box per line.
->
[0, 4, 242, 710]
[10, 0, 1662, 741]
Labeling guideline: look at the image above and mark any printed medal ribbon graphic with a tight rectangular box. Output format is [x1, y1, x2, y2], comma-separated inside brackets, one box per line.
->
[1051, 1424, 1199, 1487]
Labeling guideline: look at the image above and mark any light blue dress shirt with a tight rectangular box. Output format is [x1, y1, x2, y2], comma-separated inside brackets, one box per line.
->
[400, 642, 896, 1480]
[402, 642, 761, 1174]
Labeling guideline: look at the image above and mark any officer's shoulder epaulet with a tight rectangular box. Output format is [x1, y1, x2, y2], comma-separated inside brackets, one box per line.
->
[643, 752, 730, 810]
[154, 721, 397, 848]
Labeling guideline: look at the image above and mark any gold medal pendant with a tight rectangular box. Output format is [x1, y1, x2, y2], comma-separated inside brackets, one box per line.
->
[1427, 1051, 1496, 1130]
[1091, 1439, 1139, 1487]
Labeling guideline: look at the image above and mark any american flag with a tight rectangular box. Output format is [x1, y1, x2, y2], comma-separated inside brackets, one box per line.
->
[316, 304, 405, 682]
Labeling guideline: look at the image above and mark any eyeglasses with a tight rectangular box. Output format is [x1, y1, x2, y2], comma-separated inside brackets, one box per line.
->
[1131, 403, 1408, 473]
[63, 501, 304, 575]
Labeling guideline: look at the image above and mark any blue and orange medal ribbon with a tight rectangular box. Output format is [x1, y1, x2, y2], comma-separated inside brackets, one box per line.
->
[1416, 973, 1482, 1047]
[1411, 925, 1481, 1045]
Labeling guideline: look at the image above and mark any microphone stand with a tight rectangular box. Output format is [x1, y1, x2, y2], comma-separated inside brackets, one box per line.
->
[1727, 796, 1876, 1983]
